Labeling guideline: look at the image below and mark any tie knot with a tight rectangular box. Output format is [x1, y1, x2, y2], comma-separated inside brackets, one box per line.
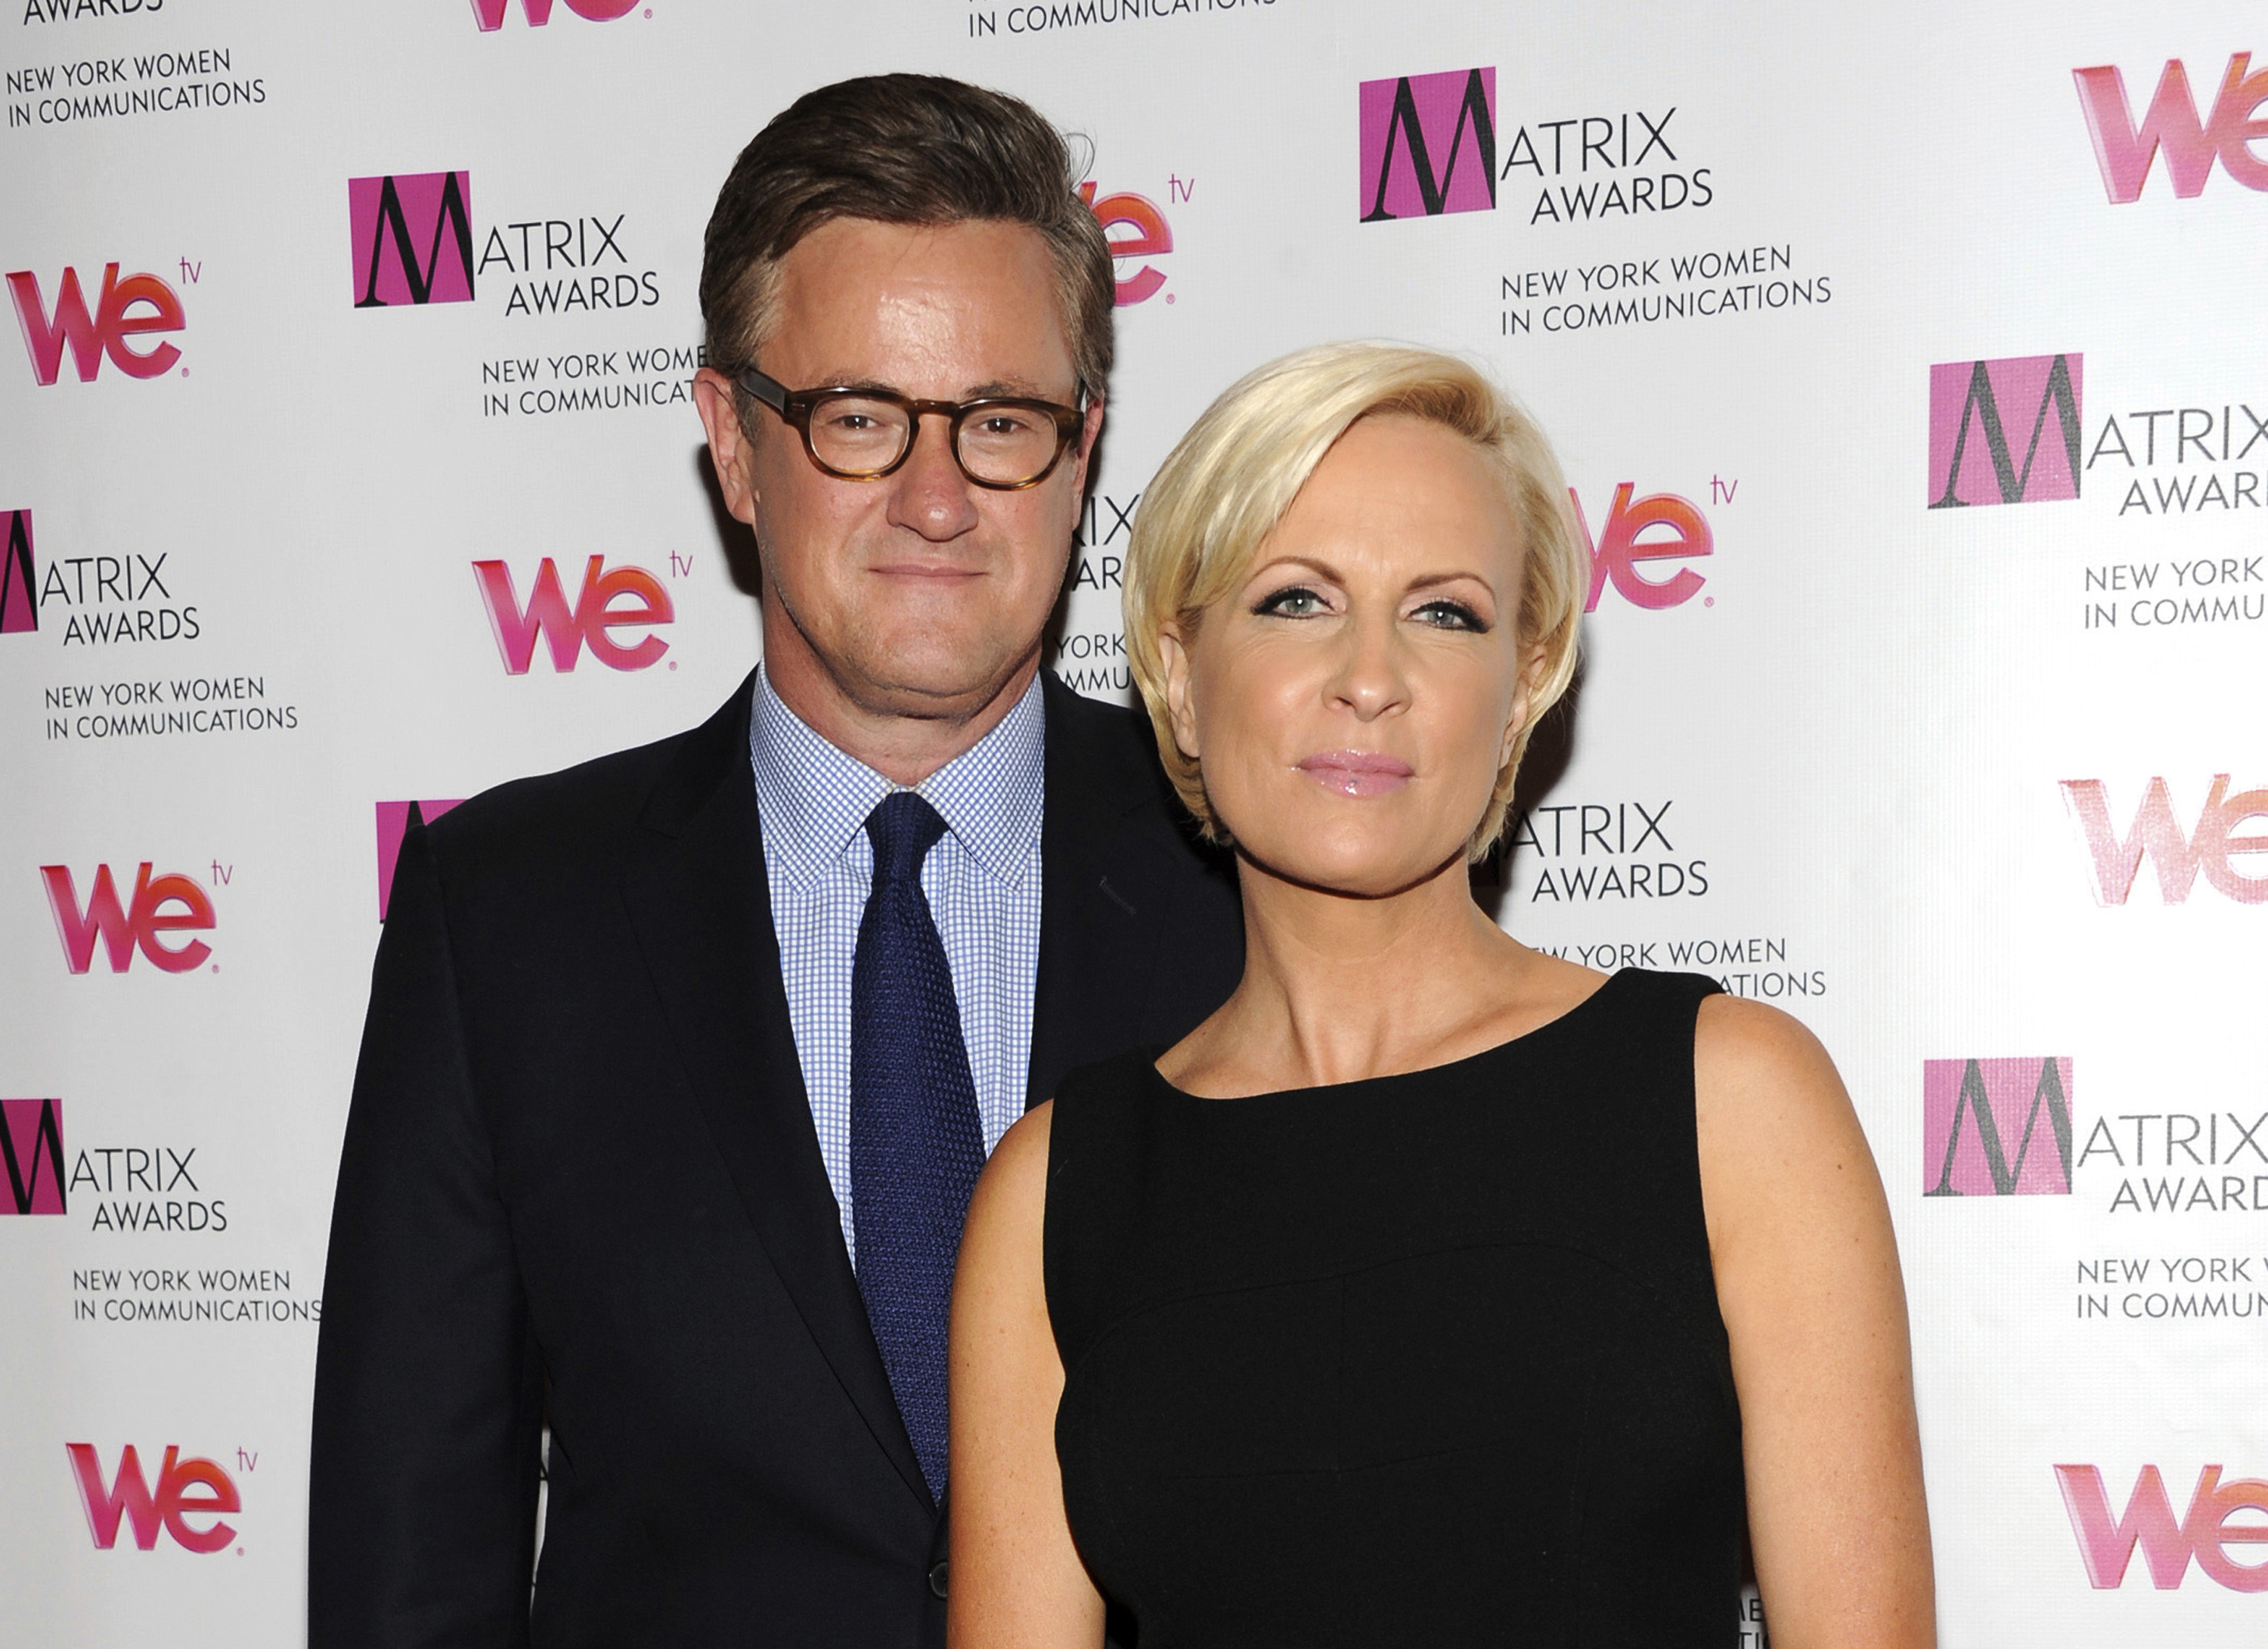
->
[866, 790, 948, 885]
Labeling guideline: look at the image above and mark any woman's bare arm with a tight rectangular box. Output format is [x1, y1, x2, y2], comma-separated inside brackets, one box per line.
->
[947, 1102, 1107, 1649]
[1696, 997, 1935, 1648]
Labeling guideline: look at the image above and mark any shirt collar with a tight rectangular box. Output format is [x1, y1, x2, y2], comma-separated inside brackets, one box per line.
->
[748, 664, 1046, 888]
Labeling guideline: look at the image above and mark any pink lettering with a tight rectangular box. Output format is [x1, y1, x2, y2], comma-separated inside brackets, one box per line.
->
[2075, 54, 2268, 203]
[1570, 483, 1712, 612]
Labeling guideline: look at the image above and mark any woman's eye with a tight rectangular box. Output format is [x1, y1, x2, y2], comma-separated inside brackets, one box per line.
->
[1411, 599, 1488, 631]
[1253, 585, 1327, 618]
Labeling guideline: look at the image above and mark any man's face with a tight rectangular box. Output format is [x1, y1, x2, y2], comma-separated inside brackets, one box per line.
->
[696, 218, 1102, 733]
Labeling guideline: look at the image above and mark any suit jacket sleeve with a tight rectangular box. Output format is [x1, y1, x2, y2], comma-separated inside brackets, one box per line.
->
[310, 820, 545, 1647]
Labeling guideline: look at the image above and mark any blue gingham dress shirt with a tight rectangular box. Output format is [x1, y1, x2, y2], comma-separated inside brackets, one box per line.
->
[748, 665, 1046, 1267]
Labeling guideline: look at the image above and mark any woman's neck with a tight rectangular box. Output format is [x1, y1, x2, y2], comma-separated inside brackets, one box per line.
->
[1168, 852, 1550, 1096]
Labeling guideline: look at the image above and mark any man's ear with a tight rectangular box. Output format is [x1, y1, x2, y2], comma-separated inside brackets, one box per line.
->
[692, 367, 761, 527]
[1068, 394, 1106, 495]
[1157, 621, 1201, 761]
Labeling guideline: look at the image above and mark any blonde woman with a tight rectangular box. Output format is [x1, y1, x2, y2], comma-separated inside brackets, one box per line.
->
[947, 344, 1932, 1647]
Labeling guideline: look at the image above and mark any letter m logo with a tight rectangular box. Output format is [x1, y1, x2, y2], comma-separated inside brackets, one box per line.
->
[2, 510, 35, 636]
[347, 172, 475, 308]
[1923, 1057, 2073, 1196]
[1, 1099, 67, 1215]
[1359, 67, 1497, 222]
[1928, 353, 2083, 508]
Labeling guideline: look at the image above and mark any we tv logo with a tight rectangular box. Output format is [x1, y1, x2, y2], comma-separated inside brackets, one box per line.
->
[2061, 775, 2268, 906]
[2057, 1464, 2268, 1591]
[6, 264, 184, 385]
[1928, 353, 2082, 509]
[2, 1099, 67, 1217]
[1359, 67, 1496, 222]
[1923, 1057, 2073, 1197]
[471, 0, 638, 29]
[66, 1444, 240, 1554]
[1570, 484, 1712, 612]
[1077, 181, 1173, 307]
[2074, 54, 2268, 203]
[472, 557, 674, 674]
[349, 171, 473, 308]
[40, 863, 216, 973]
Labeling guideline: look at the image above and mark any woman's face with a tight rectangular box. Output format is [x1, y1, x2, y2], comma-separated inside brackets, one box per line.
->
[1160, 414, 1541, 899]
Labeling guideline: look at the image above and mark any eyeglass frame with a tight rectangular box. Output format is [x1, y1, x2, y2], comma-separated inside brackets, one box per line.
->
[733, 364, 1088, 491]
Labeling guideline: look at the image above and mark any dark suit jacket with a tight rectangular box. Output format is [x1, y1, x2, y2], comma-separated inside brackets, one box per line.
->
[308, 670, 1243, 1647]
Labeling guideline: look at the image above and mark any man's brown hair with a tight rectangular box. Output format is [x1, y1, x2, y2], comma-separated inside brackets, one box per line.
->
[700, 73, 1115, 416]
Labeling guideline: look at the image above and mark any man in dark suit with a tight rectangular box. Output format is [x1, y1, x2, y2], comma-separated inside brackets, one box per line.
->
[308, 76, 1241, 1647]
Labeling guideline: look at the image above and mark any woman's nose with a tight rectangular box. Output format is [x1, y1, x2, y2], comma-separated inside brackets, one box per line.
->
[1326, 612, 1411, 721]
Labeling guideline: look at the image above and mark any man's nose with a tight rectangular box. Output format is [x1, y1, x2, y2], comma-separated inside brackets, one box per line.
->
[884, 413, 981, 544]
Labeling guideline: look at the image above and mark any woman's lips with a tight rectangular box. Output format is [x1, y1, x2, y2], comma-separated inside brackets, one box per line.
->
[1296, 750, 1415, 797]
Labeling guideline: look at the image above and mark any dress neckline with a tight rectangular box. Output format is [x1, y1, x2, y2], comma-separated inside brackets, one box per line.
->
[1145, 966, 1631, 1105]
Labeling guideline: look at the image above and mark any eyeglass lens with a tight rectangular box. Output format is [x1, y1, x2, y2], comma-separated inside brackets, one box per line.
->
[806, 394, 1061, 485]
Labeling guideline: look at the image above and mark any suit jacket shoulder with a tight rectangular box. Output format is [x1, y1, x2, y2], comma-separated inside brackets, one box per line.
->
[415, 676, 749, 903]
[1029, 673, 1243, 1105]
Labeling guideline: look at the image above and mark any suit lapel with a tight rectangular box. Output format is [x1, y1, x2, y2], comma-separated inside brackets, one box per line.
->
[1027, 675, 1180, 1109]
[620, 675, 931, 1511]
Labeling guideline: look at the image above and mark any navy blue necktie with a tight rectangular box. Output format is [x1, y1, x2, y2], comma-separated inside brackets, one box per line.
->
[850, 790, 987, 1503]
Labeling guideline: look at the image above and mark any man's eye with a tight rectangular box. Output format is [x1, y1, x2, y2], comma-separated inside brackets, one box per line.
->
[1411, 600, 1487, 631]
[1253, 586, 1327, 618]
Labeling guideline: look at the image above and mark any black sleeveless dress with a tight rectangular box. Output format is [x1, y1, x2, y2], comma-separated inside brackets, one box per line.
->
[1044, 969, 1744, 1647]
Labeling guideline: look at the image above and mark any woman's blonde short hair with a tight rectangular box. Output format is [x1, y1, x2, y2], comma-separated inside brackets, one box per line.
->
[1123, 341, 1585, 861]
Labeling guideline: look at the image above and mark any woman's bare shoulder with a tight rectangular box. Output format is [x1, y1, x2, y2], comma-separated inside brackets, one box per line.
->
[1693, 992, 1840, 1087]
[971, 1100, 1054, 1217]
[1691, 994, 1885, 1248]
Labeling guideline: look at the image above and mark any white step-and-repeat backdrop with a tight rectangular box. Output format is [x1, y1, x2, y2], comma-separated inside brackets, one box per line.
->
[5, 0, 2264, 1641]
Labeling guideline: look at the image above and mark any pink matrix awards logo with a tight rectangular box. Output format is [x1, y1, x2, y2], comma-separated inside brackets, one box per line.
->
[2, 1099, 67, 1216]
[1923, 1057, 2074, 1197]
[375, 799, 465, 919]
[2, 510, 35, 635]
[1928, 353, 2083, 509]
[1359, 67, 1496, 222]
[348, 172, 474, 308]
